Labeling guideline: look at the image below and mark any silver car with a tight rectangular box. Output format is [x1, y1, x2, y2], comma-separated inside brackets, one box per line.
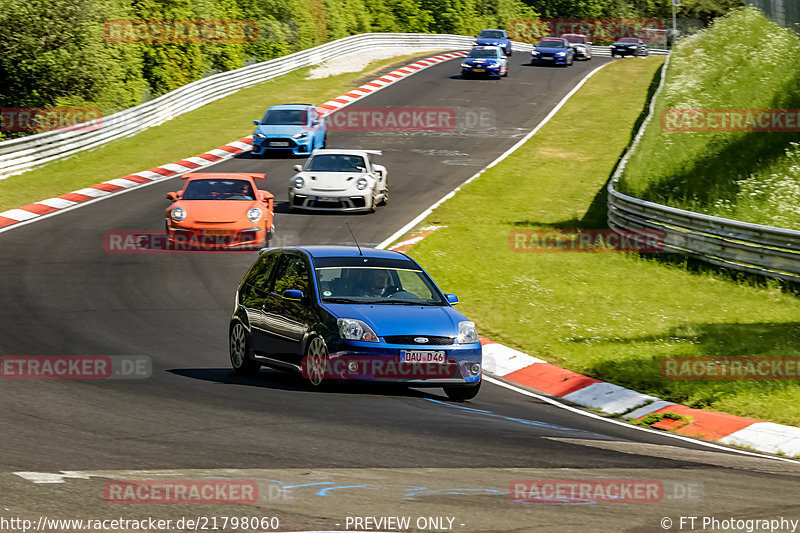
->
[560, 33, 593, 60]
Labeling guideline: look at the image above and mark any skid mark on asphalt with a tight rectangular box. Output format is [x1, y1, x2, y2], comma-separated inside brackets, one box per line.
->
[424, 398, 614, 440]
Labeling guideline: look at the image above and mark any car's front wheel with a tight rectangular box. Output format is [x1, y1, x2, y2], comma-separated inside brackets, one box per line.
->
[230, 321, 260, 376]
[304, 335, 329, 386]
[444, 381, 481, 402]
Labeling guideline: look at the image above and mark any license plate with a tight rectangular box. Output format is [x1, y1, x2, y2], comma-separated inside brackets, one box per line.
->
[315, 196, 338, 202]
[203, 229, 233, 236]
[472, 68, 485, 72]
[542, 57, 553, 60]
[401, 350, 446, 363]
[269, 141, 289, 147]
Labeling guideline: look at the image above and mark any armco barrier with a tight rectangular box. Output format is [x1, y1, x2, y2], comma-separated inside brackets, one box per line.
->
[608, 53, 800, 283]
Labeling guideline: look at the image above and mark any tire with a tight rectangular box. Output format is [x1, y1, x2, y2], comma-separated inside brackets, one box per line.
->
[461, 70, 470, 79]
[502, 66, 508, 77]
[378, 183, 389, 206]
[506, 48, 512, 57]
[368, 193, 377, 213]
[251, 150, 263, 159]
[230, 321, 260, 376]
[304, 335, 329, 386]
[444, 381, 481, 401]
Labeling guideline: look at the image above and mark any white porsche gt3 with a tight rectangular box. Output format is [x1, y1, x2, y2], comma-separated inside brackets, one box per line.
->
[288, 149, 388, 212]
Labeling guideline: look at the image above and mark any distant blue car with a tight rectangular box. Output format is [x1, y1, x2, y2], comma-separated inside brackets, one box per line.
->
[229, 246, 483, 400]
[252, 104, 326, 157]
[473, 29, 513, 56]
[461, 46, 508, 79]
[530, 38, 575, 67]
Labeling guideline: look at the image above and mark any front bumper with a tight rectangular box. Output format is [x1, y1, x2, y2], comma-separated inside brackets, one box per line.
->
[289, 191, 371, 212]
[612, 47, 638, 56]
[166, 224, 269, 249]
[253, 136, 312, 155]
[531, 54, 569, 65]
[462, 65, 502, 76]
[315, 340, 482, 385]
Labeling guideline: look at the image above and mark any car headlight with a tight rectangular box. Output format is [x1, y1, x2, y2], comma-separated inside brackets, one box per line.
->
[472, 41, 479, 45]
[628, 45, 636, 48]
[338, 318, 379, 342]
[531, 51, 539, 56]
[247, 207, 262, 222]
[460, 62, 469, 68]
[254, 133, 266, 139]
[457, 321, 479, 344]
[293, 177, 305, 189]
[356, 177, 369, 190]
[556, 52, 566, 56]
[170, 207, 186, 222]
[293, 131, 308, 139]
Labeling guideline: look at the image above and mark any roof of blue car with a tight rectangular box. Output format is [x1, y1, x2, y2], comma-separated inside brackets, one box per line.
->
[268, 103, 314, 110]
[297, 245, 410, 260]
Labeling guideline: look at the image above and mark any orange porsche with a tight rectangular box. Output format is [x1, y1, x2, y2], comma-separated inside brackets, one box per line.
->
[165, 173, 275, 249]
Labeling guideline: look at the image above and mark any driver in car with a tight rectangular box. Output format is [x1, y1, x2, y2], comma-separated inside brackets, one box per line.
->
[354, 269, 394, 298]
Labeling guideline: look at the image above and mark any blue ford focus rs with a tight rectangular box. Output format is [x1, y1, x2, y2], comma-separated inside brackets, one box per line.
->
[251, 103, 326, 157]
[229, 246, 482, 400]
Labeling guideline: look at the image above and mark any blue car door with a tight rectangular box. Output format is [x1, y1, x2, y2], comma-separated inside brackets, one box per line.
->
[262, 252, 315, 365]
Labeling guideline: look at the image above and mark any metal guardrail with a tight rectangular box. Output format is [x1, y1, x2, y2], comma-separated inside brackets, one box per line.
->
[607, 53, 800, 283]
[0, 33, 475, 180]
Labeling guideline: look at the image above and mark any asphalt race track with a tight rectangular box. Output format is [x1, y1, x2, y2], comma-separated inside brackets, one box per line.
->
[2, 54, 800, 532]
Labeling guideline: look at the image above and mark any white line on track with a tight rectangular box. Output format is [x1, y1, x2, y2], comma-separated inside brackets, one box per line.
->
[376, 61, 612, 249]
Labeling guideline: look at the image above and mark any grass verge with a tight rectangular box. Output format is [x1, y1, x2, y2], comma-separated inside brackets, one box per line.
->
[406, 56, 800, 427]
[619, 7, 800, 230]
[0, 52, 434, 213]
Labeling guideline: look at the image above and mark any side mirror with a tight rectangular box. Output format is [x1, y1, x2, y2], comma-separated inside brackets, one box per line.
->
[293, 164, 303, 172]
[253, 120, 259, 125]
[311, 120, 320, 126]
[587, 41, 593, 45]
[445, 293, 459, 305]
[283, 289, 303, 301]
[166, 192, 178, 202]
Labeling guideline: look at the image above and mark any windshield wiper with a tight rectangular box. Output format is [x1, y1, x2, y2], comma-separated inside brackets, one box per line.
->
[322, 297, 363, 304]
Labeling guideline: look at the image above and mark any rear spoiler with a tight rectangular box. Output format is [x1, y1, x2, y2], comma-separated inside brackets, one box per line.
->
[182, 173, 266, 180]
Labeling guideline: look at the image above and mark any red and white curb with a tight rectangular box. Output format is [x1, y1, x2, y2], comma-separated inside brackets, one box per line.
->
[316, 52, 466, 116]
[387, 226, 444, 252]
[0, 138, 254, 231]
[481, 338, 800, 457]
[0, 51, 466, 234]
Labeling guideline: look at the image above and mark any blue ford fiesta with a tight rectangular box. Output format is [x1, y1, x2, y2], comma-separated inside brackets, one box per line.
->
[251, 104, 326, 157]
[229, 246, 482, 400]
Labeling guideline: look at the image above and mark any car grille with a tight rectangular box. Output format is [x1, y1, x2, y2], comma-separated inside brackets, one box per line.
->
[539, 52, 555, 58]
[383, 335, 455, 345]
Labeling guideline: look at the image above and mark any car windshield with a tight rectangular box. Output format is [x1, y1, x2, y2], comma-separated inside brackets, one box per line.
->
[562, 35, 585, 43]
[305, 154, 367, 172]
[468, 49, 499, 58]
[181, 179, 255, 201]
[478, 30, 504, 39]
[316, 266, 447, 305]
[260, 109, 307, 125]
[618, 38, 640, 43]
[537, 40, 567, 48]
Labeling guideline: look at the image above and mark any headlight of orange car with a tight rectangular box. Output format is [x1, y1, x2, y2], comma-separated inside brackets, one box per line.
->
[247, 207, 262, 222]
[170, 207, 186, 222]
